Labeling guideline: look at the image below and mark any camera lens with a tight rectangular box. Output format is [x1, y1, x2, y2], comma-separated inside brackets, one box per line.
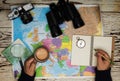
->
[20, 11, 33, 24]
[46, 11, 62, 37]
[14, 10, 19, 15]
[12, 9, 20, 18]
[72, 16, 85, 29]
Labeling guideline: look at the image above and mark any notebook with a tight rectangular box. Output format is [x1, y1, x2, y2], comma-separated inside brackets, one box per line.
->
[71, 35, 114, 66]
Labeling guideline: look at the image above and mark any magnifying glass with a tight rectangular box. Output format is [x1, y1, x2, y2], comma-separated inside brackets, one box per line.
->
[10, 44, 25, 69]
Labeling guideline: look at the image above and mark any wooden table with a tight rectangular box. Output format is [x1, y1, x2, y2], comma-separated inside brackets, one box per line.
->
[0, 0, 120, 81]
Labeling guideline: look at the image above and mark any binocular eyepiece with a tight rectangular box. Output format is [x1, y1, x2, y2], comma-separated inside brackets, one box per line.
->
[46, 0, 85, 38]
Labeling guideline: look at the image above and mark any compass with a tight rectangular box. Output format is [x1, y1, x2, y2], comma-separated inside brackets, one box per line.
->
[76, 37, 86, 48]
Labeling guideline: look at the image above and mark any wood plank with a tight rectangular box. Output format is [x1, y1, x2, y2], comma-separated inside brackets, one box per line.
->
[0, 27, 12, 47]
[100, 4, 120, 12]
[101, 12, 120, 81]
[0, 48, 14, 81]
[0, 0, 57, 4]
[0, 10, 11, 27]
[0, 65, 15, 81]
[112, 70, 120, 80]
[0, 0, 120, 12]
[1, 0, 120, 4]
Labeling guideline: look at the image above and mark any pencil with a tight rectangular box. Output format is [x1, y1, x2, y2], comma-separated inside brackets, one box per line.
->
[94, 49, 114, 65]
[100, 54, 111, 62]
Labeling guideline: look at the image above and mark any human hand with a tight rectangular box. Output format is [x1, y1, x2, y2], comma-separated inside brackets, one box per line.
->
[24, 56, 37, 76]
[95, 49, 111, 70]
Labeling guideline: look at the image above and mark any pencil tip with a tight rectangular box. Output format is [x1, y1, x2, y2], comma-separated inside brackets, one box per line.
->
[94, 49, 98, 51]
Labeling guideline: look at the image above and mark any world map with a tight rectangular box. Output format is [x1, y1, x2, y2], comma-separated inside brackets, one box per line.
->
[12, 5, 102, 78]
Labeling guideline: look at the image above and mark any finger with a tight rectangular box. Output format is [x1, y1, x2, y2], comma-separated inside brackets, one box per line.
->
[33, 59, 37, 64]
[26, 55, 34, 61]
[25, 58, 34, 68]
[98, 52, 111, 66]
[97, 49, 110, 59]
[103, 52, 110, 59]
[97, 53, 103, 65]
[29, 61, 37, 72]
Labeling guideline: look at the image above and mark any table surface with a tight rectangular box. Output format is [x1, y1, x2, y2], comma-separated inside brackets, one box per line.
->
[0, 0, 120, 81]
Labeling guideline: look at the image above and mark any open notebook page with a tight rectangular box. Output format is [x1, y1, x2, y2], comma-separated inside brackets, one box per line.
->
[71, 35, 92, 66]
[92, 36, 113, 66]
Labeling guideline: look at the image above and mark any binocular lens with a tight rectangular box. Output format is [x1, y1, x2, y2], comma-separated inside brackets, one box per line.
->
[72, 17, 85, 29]
[69, 3, 85, 28]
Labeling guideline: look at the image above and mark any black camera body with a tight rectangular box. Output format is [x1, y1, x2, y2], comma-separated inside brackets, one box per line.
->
[46, 0, 85, 37]
[8, 3, 34, 24]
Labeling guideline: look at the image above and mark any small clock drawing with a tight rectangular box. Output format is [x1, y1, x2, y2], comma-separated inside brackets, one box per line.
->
[76, 37, 86, 48]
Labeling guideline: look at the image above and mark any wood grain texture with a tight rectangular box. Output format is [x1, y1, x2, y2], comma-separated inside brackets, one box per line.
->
[0, 0, 120, 12]
[0, 65, 15, 81]
[0, 10, 11, 27]
[101, 12, 120, 81]
[1, 0, 120, 4]
[0, 27, 11, 47]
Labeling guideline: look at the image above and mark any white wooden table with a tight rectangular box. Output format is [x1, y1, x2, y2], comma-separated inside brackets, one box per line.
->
[0, 0, 120, 81]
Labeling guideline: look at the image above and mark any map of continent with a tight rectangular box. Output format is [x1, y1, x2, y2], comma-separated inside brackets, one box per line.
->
[12, 5, 102, 78]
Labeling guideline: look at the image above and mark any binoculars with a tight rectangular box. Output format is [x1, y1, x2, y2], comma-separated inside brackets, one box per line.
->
[46, 0, 85, 37]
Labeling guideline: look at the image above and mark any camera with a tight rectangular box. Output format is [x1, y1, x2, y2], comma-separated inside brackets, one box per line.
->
[8, 3, 34, 24]
[46, 0, 85, 37]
